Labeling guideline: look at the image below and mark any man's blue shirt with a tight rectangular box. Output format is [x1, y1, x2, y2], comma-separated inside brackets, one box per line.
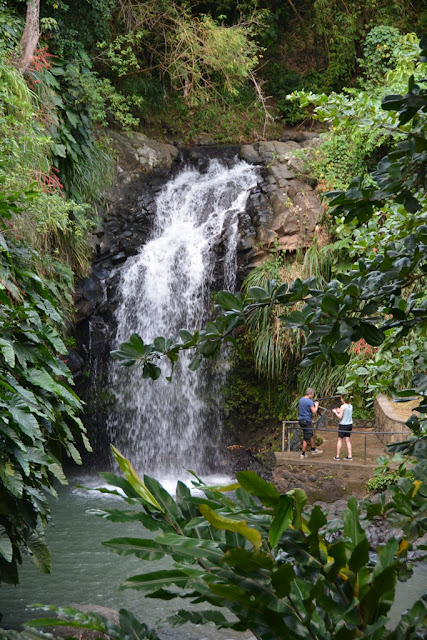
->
[299, 397, 314, 422]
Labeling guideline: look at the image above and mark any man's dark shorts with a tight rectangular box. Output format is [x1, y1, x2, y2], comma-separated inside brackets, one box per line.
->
[299, 420, 313, 442]
[338, 424, 353, 438]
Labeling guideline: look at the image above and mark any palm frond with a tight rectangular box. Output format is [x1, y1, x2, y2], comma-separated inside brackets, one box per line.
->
[242, 254, 304, 379]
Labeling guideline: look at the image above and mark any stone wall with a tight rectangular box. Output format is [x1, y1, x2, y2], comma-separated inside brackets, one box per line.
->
[274, 455, 375, 501]
[374, 393, 412, 444]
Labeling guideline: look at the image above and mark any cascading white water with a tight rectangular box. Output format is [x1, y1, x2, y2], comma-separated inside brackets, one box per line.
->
[107, 157, 259, 477]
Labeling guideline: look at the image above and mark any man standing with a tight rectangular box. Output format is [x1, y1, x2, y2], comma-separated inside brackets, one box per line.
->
[298, 387, 322, 458]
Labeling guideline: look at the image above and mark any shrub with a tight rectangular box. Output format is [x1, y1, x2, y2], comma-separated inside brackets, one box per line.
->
[366, 472, 399, 493]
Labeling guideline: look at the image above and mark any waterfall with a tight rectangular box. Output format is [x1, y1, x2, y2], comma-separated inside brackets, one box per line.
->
[106, 156, 259, 477]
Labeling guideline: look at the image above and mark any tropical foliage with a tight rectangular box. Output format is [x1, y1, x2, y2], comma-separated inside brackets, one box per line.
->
[1, 0, 427, 630]
[21, 436, 426, 639]
[0, 6, 95, 589]
[0, 206, 91, 585]
[112, 40, 427, 420]
[6, 0, 427, 143]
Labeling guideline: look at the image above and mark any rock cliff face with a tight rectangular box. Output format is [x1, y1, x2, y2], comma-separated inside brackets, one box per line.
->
[239, 132, 323, 275]
[74, 129, 323, 329]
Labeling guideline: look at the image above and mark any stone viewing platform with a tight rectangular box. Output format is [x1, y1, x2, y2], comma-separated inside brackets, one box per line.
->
[273, 451, 377, 501]
[273, 395, 416, 501]
[273, 422, 393, 501]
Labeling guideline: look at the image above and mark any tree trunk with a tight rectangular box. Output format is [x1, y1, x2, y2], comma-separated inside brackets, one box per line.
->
[18, 0, 40, 73]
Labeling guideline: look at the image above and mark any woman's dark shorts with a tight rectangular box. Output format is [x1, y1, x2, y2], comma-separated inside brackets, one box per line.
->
[338, 424, 352, 438]
[299, 420, 313, 442]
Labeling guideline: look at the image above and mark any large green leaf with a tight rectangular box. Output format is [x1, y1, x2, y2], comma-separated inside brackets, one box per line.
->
[343, 496, 365, 549]
[8, 397, 42, 441]
[359, 322, 385, 346]
[272, 562, 294, 598]
[166, 609, 238, 630]
[0, 525, 13, 562]
[306, 505, 328, 559]
[360, 540, 399, 623]
[110, 446, 163, 511]
[0, 464, 24, 497]
[26, 531, 51, 574]
[321, 294, 340, 317]
[223, 548, 274, 573]
[199, 504, 262, 548]
[26, 368, 58, 393]
[121, 569, 203, 591]
[269, 495, 293, 548]
[236, 471, 280, 507]
[118, 608, 161, 640]
[288, 488, 307, 531]
[0, 337, 15, 367]
[248, 286, 269, 301]
[143, 475, 183, 523]
[215, 291, 244, 312]
[103, 537, 167, 561]
[156, 533, 223, 563]
[175, 480, 198, 521]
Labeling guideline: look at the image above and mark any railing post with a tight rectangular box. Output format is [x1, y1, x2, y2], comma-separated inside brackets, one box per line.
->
[364, 434, 367, 464]
[282, 421, 285, 453]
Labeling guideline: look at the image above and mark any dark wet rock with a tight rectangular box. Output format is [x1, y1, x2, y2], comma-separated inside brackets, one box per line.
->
[65, 348, 84, 378]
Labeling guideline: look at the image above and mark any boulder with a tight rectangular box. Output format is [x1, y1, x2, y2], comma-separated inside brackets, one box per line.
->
[108, 130, 179, 173]
[270, 207, 301, 236]
[238, 233, 257, 251]
[287, 155, 306, 173]
[286, 178, 311, 198]
[43, 604, 119, 640]
[301, 137, 323, 149]
[269, 165, 295, 182]
[293, 191, 321, 231]
[281, 129, 322, 143]
[240, 144, 261, 164]
[272, 140, 301, 153]
[74, 276, 104, 323]
[193, 132, 217, 145]
[269, 192, 292, 217]
[256, 227, 278, 245]
[276, 235, 301, 251]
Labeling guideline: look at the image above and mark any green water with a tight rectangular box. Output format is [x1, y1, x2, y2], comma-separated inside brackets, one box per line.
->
[1, 474, 425, 637]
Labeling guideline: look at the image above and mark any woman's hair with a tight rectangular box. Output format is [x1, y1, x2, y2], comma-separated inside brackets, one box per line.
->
[340, 394, 352, 403]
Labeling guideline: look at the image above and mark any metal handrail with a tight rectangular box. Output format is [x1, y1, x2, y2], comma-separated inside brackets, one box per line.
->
[281, 421, 410, 463]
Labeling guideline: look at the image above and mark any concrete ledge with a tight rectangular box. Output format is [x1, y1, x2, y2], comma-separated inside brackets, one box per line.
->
[274, 453, 376, 502]
[374, 394, 411, 444]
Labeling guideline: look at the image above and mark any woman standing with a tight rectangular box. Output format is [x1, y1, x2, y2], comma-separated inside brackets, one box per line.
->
[333, 395, 353, 460]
